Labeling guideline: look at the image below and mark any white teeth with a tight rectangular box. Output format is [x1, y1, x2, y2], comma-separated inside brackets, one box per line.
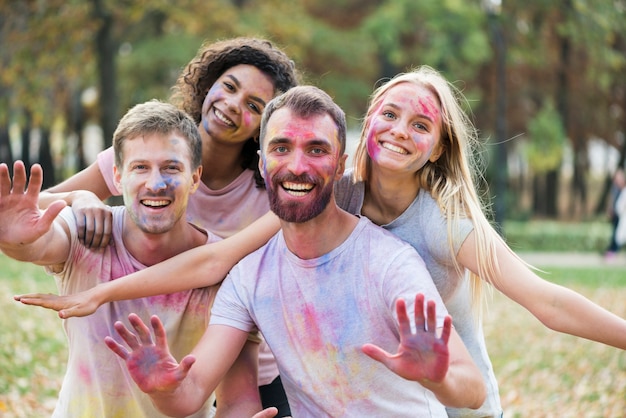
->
[283, 182, 313, 191]
[214, 108, 234, 127]
[381, 142, 408, 154]
[282, 182, 313, 196]
[142, 200, 169, 207]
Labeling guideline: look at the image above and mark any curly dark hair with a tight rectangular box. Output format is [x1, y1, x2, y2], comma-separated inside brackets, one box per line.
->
[170, 37, 300, 188]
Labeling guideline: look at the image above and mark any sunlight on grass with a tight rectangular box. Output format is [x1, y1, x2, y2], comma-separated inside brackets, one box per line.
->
[0, 254, 66, 417]
[484, 265, 626, 417]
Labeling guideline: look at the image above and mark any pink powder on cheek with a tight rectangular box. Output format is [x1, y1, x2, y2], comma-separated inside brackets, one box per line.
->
[242, 111, 253, 129]
[365, 121, 380, 160]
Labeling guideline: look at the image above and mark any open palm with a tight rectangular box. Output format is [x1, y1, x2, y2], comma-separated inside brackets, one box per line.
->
[105, 313, 196, 394]
[362, 293, 451, 383]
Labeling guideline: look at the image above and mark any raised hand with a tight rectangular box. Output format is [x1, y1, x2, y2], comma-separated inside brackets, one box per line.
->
[15, 285, 103, 318]
[105, 313, 196, 394]
[362, 293, 451, 383]
[0, 161, 66, 247]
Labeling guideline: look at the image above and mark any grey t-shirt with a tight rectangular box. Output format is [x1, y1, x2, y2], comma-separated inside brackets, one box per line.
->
[335, 171, 502, 418]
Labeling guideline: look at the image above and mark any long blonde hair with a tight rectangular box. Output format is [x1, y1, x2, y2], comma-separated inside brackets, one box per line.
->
[353, 66, 504, 315]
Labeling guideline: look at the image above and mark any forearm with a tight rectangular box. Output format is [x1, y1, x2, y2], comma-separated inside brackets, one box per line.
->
[38, 190, 75, 209]
[150, 378, 213, 418]
[535, 282, 626, 349]
[102, 215, 279, 302]
[419, 330, 485, 409]
[421, 362, 485, 409]
[0, 221, 66, 265]
[214, 340, 262, 418]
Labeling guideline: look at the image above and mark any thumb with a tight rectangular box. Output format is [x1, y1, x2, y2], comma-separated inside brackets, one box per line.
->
[361, 343, 392, 365]
[38, 200, 67, 231]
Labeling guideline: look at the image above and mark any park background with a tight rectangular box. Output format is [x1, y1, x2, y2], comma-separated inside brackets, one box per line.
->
[1, 0, 625, 416]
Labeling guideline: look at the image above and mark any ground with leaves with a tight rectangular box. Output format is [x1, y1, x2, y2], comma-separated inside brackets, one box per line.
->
[1, 254, 625, 417]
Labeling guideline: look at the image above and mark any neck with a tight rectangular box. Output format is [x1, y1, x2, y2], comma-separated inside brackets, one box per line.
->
[281, 202, 359, 260]
[122, 216, 206, 266]
[363, 167, 420, 225]
[200, 130, 246, 189]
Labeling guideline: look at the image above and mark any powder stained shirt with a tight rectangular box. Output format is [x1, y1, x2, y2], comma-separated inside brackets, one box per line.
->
[97, 146, 279, 385]
[211, 216, 449, 417]
[335, 171, 502, 418]
[49, 206, 219, 418]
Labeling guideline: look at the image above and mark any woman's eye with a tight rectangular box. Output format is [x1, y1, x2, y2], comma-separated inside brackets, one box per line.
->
[248, 102, 261, 114]
[382, 111, 395, 119]
[223, 82, 235, 91]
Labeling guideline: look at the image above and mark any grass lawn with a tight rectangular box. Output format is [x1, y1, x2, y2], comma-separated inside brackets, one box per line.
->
[1, 254, 625, 417]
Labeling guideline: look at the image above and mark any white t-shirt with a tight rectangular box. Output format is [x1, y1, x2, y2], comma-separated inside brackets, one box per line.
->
[335, 171, 502, 418]
[211, 216, 449, 417]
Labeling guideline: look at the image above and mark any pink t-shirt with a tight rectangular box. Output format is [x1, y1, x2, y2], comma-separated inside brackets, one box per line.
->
[97, 147, 279, 385]
[50, 207, 219, 417]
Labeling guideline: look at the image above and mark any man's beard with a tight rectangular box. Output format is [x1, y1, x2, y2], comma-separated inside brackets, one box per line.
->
[267, 174, 333, 223]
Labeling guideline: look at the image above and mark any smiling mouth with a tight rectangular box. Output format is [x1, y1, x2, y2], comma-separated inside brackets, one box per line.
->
[141, 200, 170, 208]
[214, 108, 235, 127]
[381, 141, 408, 155]
[281, 181, 314, 197]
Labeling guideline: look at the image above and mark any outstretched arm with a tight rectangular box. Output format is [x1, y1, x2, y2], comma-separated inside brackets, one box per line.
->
[362, 294, 485, 409]
[0, 161, 69, 265]
[38, 160, 114, 249]
[16, 211, 281, 318]
[106, 313, 249, 417]
[458, 230, 626, 350]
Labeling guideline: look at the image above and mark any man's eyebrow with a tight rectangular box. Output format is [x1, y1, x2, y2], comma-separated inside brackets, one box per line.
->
[226, 74, 267, 107]
[267, 137, 291, 147]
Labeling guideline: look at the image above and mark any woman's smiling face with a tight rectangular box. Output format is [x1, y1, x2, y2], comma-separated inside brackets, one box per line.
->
[200, 64, 275, 145]
[366, 82, 443, 174]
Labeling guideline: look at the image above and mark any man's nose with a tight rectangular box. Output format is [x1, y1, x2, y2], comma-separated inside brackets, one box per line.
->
[145, 170, 167, 192]
[286, 149, 308, 175]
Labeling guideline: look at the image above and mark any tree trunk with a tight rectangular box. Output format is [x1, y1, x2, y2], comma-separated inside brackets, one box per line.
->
[0, 124, 12, 168]
[546, 170, 559, 217]
[93, 0, 118, 150]
[37, 128, 55, 189]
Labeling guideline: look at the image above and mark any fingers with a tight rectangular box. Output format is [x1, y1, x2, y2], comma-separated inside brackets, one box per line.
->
[25, 163, 43, 199]
[113, 317, 143, 351]
[426, 299, 437, 333]
[14, 292, 62, 310]
[439, 315, 452, 345]
[151, 315, 169, 349]
[395, 297, 412, 336]
[0, 163, 10, 196]
[252, 407, 279, 418]
[413, 293, 426, 332]
[10, 161, 28, 194]
[105, 335, 130, 360]
[129, 313, 154, 346]
[76, 208, 113, 249]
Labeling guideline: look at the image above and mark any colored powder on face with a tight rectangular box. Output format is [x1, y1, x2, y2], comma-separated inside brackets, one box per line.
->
[242, 111, 253, 129]
[416, 95, 440, 123]
[365, 120, 381, 160]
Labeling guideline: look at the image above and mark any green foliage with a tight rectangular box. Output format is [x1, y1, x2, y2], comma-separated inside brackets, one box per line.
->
[503, 220, 612, 252]
[525, 100, 566, 174]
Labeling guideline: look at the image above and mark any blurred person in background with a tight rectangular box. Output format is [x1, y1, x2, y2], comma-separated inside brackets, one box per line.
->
[604, 168, 626, 261]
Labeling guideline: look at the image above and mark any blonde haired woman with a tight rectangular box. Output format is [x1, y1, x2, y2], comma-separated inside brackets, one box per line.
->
[335, 66, 626, 417]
